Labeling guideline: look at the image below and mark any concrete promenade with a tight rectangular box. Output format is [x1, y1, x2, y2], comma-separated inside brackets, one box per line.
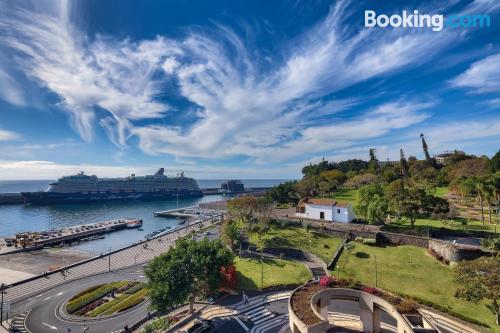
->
[2, 211, 224, 305]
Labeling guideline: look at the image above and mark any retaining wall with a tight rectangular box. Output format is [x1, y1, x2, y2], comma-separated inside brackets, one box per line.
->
[428, 239, 487, 263]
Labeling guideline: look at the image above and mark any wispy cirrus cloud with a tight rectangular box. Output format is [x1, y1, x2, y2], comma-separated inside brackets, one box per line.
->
[0, 0, 496, 166]
[450, 53, 500, 94]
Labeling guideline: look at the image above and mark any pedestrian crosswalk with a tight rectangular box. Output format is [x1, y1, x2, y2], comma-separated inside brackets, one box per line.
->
[243, 306, 275, 325]
[9, 311, 29, 333]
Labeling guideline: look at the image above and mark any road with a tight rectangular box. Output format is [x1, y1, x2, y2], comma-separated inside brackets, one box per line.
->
[7, 224, 222, 333]
[14, 265, 148, 333]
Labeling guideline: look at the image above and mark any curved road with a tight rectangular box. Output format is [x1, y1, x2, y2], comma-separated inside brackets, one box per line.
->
[14, 265, 149, 333]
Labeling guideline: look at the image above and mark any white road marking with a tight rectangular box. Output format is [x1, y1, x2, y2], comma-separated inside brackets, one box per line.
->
[57, 292, 64, 296]
[43, 297, 51, 301]
[138, 275, 145, 278]
[42, 323, 57, 330]
[235, 316, 250, 331]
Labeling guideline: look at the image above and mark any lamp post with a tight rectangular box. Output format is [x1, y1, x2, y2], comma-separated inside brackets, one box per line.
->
[260, 247, 264, 291]
[0, 283, 6, 326]
[374, 255, 378, 288]
[108, 246, 112, 272]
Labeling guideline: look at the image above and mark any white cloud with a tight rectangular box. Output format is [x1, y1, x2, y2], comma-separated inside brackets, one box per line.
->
[0, 160, 301, 180]
[450, 53, 500, 93]
[1, 2, 177, 142]
[0, 128, 19, 141]
[0, 67, 25, 106]
[0, 0, 495, 166]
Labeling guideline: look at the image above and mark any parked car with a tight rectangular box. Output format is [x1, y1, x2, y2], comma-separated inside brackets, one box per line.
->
[186, 319, 212, 333]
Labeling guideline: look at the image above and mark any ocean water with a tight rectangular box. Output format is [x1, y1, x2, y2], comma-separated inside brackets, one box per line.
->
[0, 179, 288, 193]
[0, 179, 289, 253]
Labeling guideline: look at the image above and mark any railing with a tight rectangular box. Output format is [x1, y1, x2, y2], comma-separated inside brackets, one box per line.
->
[1, 211, 224, 305]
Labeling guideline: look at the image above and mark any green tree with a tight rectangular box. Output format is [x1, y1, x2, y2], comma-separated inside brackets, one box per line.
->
[491, 150, 500, 172]
[475, 178, 488, 225]
[227, 196, 258, 223]
[455, 257, 500, 325]
[368, 148, 379, 174]
[318, 170, 346, 196]
[492, 173, 500, 224]
[400, 148, 410, 177]
[354, 183, 387, 224]
[221, 220, 240, 251]
[385, 180, 432, 229]
[145, 238, 234, 314]
[294, 176, 320, 199]
[265, 181, 298, 204]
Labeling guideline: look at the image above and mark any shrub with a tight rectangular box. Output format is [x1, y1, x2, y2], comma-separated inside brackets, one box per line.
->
[151, 317, 170, 330]
[102, 288, 147, 315]
[116, 281, 138, 294]
[362, 238, 376, 245]
[66, 281, 129, 314]
[319, 276, 333, 287]
[69, 285, 104, 302]
[361, 286, 377, 294]
[395, 299, 419, 314]
[125, 282, 147, 294]
[87, 293, 129, 317]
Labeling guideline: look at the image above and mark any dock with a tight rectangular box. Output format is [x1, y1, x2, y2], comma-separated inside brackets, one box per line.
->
[154, 206, 225, 220]
[2, 218, 142, 252]
[201, 186, 272, 196]
[0, 193, 24, 204]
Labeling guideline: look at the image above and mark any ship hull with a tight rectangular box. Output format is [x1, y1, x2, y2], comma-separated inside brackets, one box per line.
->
[21, 190, 203, 205]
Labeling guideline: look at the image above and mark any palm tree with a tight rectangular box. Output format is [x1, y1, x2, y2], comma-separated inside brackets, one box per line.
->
[420, 133, 431, 161]
[484, 183, 495, 225]
[492, 174, 500, 225]
[475, 178, 487, 225]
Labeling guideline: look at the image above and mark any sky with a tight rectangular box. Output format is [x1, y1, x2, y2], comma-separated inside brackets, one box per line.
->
[0, 0, 499, 180]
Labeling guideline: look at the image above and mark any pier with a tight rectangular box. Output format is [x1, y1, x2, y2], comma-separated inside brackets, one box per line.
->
[154, 206, 224, 219]
[1, 219, 142, 253]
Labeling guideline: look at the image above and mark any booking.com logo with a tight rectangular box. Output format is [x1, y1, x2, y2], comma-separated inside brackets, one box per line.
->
[365, 10, 491, 31]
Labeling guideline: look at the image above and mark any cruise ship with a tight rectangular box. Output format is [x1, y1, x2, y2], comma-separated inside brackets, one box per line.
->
[21, 168, 203, 205]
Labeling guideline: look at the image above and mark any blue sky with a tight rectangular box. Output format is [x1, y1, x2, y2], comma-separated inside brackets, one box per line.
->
[0, 0, 499, 180]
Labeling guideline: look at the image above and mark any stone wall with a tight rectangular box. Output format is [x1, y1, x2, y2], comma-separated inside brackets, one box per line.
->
[376, 231, 430, 248]
[428, 239, 487, 263]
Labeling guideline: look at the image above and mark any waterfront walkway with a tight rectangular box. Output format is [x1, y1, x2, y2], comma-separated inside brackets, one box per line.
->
[2, 211, 224, 304]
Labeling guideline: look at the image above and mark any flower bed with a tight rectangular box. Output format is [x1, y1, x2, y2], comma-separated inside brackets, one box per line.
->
[290, 278, 420, 327]
[66, 280, 147, 316]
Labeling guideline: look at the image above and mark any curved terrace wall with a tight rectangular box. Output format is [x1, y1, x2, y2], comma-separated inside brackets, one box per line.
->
[288, 282, 436, 333]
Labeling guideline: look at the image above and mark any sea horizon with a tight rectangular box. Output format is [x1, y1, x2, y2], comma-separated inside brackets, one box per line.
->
[0, 178, 294, 193]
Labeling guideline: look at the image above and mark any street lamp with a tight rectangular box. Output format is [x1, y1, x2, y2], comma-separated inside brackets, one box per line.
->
[260, 247, 264, 291]
[0, 284, 6, 326]
[374, 255, 378, 288]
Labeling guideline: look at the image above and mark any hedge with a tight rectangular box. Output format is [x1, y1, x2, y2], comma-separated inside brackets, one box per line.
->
[125, 282, 147, 294]
[66, 281, 129, 314]
[69, 284, 104, 302]
[362, 238, 376, 245]
[102, 288, 148, 315]
[87, 293, 129, 317]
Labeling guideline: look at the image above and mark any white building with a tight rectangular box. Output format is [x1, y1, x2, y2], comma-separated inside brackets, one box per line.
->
[295, 198, 355, 223]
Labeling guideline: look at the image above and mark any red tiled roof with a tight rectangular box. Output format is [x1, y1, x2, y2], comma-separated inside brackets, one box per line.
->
[298, 198, 350, 208]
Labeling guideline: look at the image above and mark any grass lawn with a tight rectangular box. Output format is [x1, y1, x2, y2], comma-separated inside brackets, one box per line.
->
[432, 186, 449, 198]
[248, 224, 343, 263]
[336, 243, 496, 331]
[234, 257, 311, 290]
[385, 217, 498, 235]
[330, 188, 358, 204]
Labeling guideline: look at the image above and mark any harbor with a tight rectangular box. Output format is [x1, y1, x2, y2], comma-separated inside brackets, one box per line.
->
[1, 218, 143, 253]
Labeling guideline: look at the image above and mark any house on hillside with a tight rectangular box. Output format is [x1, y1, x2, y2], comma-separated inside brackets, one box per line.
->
[295, 198, 355, 223]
